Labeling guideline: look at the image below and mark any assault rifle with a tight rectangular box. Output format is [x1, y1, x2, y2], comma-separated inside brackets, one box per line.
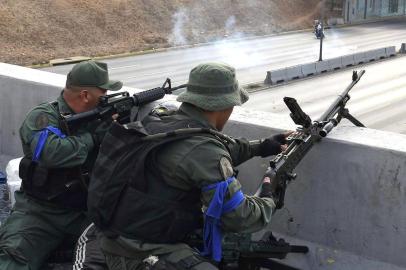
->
[187, 232, 308, 270]
[62, 78, 186, 130]
[220, 233, 308, 270]
[271, 70, 366, 209]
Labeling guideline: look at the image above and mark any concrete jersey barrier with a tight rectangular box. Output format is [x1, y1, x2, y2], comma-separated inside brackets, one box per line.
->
[265, 45, 400, 85]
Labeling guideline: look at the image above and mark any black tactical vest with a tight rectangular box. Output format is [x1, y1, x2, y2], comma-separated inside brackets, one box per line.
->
[19, 101, 91, 210]
[88, 113, 231, 243]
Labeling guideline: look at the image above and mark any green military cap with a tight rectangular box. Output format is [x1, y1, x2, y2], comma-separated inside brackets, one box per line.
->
[177, 62, 249, 111]
[66, 60, 123, 91]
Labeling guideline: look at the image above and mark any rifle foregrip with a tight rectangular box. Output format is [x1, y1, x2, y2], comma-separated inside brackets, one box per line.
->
[133, 87, 166, 106]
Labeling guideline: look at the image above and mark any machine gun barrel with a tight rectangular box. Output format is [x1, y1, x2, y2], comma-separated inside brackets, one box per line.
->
[318, 70, 365, 122]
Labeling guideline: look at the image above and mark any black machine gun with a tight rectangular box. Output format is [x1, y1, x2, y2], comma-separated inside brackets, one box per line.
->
[271, 70, 366, 209]
[62, 78, 186, 130]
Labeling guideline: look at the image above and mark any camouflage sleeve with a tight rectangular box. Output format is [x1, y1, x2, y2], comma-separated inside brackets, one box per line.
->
[174, 139, 275, 234]
[19, 106, 94, 168]
[227, 138, 255, 166]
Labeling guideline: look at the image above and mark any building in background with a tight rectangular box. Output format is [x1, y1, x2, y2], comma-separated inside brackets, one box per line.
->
[324, 0, 406, 23]
[337, 0, 406, 23]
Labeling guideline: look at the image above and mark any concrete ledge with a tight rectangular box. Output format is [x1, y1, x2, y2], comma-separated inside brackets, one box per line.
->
[226, 108, 406, 269]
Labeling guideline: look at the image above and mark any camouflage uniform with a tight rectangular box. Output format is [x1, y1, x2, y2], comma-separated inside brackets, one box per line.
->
[94, 63, 279, 270]
[0, 60, 122, 270]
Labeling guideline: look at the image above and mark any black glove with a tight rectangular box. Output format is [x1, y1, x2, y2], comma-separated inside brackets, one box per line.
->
[254, 133, 288, 157]
[259, 168, 278, 200]
[271, 133, 287, 145]
[91, 120, 112, 146]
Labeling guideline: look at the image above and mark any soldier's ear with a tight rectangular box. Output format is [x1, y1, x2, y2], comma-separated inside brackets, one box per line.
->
[79, 89, 90, 103]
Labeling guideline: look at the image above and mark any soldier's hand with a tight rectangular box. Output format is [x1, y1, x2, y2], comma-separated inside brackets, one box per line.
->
[259, 167, 278, 199]
[257, 131, 293, 157]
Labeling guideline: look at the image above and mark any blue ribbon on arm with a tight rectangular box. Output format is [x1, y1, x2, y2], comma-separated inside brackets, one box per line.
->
[201, 176, 245, 262]
[32, 126, 66, 162]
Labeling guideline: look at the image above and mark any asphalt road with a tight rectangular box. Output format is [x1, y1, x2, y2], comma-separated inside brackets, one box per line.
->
[244, 56, 406, 135]
[41, 19, 406, 135]
[41, 19, 406, 89]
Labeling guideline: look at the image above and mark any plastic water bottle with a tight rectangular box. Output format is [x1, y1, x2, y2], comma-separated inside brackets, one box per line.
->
[0, 171, 11, 226]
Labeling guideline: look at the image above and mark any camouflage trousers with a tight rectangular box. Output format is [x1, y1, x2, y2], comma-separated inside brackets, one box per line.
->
[99, 234, 218, 270]
[0, 191, 89, 270]
[104, 251, 218, 270]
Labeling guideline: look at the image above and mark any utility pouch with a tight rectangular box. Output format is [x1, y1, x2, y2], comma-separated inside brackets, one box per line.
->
[32, 165, 49, 187]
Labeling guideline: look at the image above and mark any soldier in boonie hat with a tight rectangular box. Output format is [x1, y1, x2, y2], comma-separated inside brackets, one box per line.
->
[177, 62, 249, 111]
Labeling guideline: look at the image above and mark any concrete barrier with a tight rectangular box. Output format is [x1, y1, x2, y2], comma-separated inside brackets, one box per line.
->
[374, 48, 387, 60]
[341, 54, 355, 67]
[328, 57, 342, 70]
[315, 60, 331, 73]
[2, 63, 406, 269]
[400, 43, 406, 54]
[285, 65, 303, 81]
[265, 68, 287, 85]
[301, 63, 317, 77]
[386, 46, 397, 57]
[353, 51, 367, 64]
[365, 49, 379, 62]
[226, 109, 406, 270]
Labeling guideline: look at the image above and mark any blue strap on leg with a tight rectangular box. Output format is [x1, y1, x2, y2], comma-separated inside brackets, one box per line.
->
[33, 126, 66, 162]
[201, 177, 244, 262]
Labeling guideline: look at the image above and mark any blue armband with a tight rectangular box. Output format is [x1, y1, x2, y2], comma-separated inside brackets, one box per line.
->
[201, 176, 244, 262]
[33, 126, 66, 162]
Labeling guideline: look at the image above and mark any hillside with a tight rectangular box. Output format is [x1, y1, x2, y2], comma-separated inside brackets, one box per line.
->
[0, 0, 321, 66]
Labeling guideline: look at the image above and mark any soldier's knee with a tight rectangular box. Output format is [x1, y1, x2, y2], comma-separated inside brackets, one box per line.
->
[0, 247, 30, 270]
[150, 255, 218, 270]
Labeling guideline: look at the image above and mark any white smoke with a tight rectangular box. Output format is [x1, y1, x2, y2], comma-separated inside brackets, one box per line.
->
[168, 9, 189, 46]
[225, 15, 236, 36]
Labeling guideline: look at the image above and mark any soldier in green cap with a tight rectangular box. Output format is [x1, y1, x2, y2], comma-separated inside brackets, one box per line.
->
[0, 60, 123, 270]
[88, 62, 289, 269]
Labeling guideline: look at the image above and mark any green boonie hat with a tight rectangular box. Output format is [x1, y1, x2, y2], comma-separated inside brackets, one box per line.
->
[176, 62, 249, 111]
[66, 60, 123, 91]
